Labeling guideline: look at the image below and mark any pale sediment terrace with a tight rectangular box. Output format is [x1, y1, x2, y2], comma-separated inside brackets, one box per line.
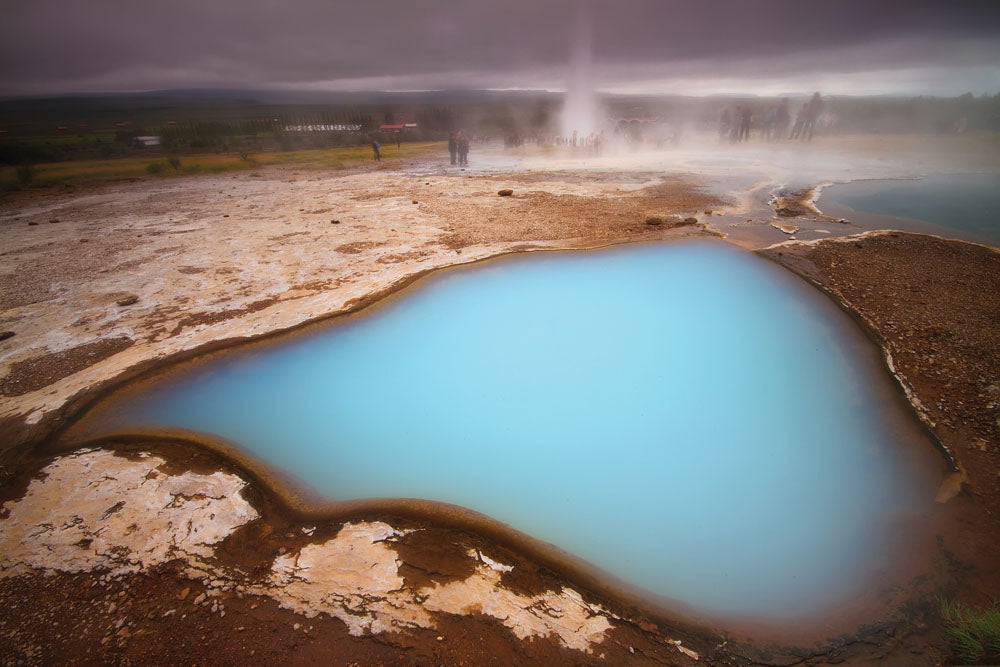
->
[0, 449, 258, 578]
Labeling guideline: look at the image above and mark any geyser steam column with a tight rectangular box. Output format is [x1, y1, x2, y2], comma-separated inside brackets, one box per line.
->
[561, 1, 599, 139]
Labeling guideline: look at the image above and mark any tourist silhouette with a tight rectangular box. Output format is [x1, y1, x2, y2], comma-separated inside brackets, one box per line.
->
[457, 131, 469, 165]
[801, 92, 824, 141]
[775, 98, 791, 140]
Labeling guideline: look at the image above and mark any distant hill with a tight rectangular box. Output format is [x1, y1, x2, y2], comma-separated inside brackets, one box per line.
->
[0, 88, 563, 107]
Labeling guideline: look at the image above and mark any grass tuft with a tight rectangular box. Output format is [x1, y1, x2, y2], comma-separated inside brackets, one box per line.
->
[940, 598, 1000, 665]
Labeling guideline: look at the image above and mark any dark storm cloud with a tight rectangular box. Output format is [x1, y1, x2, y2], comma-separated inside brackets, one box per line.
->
[593, 0, 1000, 63]
[1, 0, 998, 95]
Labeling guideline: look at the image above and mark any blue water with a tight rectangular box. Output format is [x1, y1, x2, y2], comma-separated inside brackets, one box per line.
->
[821, 173, 1000, 246]
[82, 241, 932, 619]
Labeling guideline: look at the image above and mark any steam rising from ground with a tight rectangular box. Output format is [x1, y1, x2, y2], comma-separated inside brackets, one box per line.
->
[561, 2, 601, 138]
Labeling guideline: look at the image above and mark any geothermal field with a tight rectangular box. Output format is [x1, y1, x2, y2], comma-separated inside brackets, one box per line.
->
[2, 1, 1000, 665]
[1, 130, 998, 665]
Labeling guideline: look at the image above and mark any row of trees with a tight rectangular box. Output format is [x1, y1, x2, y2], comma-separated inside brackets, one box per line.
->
[0, 103, 472, 166]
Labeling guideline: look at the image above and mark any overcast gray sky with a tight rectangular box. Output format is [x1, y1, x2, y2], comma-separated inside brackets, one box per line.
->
[2, 0, 999, 97]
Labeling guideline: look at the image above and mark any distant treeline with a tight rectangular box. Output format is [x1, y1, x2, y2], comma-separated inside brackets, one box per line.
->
[0, 90, 997, 165]
[0, 96, 465, 165]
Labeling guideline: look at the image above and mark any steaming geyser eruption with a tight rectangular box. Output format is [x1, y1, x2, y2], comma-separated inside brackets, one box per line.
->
[561, 1, 600, 138]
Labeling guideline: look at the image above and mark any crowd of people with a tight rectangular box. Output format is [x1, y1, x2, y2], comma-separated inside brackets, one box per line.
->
[720, 92, 829, 143]
[407, 93, 834, 165]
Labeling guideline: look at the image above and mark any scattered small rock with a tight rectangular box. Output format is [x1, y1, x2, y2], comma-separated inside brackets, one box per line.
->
[49, 218, 61, 224]
[0, 331, 15, 342]
[645, 216, 663, 226]
[331, 219, 340, 224]
[497, 189, 514, 197]
[28, 221, 38, 226]
[177, 587, 190, 601]
[412, 199, 419, 204]
[681, 217, 699, 225]
[116, 295, 139, 307]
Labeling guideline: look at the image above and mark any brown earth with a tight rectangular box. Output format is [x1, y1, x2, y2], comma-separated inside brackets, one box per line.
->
[0, 508, 700, 667]
[761, 232, 1000, 664]
[0, 336, 134, 397]
[423, 176, 721, 248]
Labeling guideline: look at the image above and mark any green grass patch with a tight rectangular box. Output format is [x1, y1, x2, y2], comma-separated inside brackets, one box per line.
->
[262, 141, 440, 169]
[0, 142, 443, 191]
[940, 598, 1000, 665]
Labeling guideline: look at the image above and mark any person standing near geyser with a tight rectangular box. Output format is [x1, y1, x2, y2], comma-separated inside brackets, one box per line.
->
[801, 92, 824, 141]
[448, 132, 458, 165]
[457, 131, 469, 165]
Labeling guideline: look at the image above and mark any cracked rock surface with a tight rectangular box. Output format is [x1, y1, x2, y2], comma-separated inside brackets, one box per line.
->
[0, 448, 258, 578]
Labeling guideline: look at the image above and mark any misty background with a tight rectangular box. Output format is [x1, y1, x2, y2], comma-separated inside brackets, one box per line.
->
[2, 0, 999, 172]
